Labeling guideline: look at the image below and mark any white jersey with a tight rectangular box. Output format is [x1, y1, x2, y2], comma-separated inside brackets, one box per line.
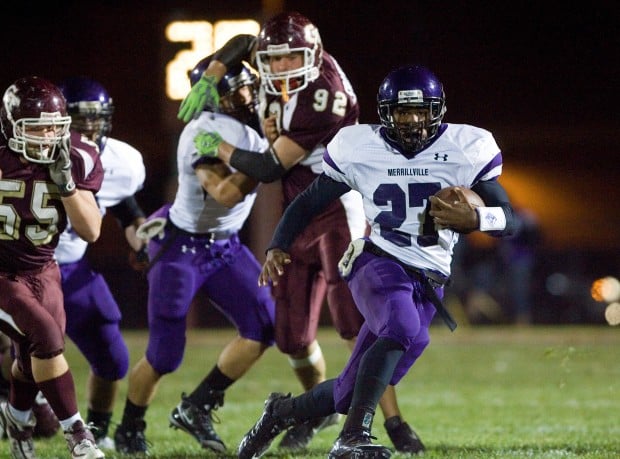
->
[323, 123, 503, 276]
[55, 137, 146, 264]
[169, 111, 269, 234]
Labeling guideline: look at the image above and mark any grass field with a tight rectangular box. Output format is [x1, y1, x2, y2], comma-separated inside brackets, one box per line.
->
[17, 325, 620, 458]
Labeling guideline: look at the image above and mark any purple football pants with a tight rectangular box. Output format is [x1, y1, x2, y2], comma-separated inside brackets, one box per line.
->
[61, 257, 129, 381]
[332, 251, 439, 413]
[144, 224, 275, 375]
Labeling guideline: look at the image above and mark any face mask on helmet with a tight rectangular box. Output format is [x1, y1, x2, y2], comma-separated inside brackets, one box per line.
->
[255, 11, 322, 98]
[377, 65, 446, 154]
[57, 76, 114, 150]
[218, 64, 259, 124]
[189, 55, 259, 124]
[1, 76, 71, 164]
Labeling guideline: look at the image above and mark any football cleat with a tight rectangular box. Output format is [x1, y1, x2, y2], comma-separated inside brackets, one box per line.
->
[328, 430, 392, 459]
[279, 412, 341, 450]
[114, 419, 149, 455]
[0, 401, 36, 459]
[237, 392, 296, 459]
[63, 420, 104, 459]
[384, 416, 425, 454]
[95, 435, 115, 451]
[169, 392, 226, 452]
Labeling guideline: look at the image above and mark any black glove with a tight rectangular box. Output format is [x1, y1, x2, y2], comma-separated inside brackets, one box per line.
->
[128, 246, 150, 272]
[49, 136, 76, 197]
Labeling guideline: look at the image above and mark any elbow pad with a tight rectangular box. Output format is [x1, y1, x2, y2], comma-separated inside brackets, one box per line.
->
[214, 34, 256, 68]
[230, 147, 286, 183]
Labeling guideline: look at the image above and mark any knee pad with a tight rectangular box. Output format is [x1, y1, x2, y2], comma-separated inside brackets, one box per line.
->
[145, 318, 186, 374]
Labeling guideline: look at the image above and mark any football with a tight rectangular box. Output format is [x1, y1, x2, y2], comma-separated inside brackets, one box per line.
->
[433, 186, 485, 207]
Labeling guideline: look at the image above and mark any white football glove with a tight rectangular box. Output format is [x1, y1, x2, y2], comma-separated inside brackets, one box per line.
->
[49, 136, 76, 196]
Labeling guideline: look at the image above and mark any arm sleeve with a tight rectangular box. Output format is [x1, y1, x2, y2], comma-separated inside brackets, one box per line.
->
[213, 34, 256, 68]
[269, 173, 351, 251]
[229, 147, 287, 183]
[471, 179, 518, 237]
[108, 195, 146, 229]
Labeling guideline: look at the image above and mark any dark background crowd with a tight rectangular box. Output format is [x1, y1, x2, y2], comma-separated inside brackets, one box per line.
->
[1, 0, 618, 327]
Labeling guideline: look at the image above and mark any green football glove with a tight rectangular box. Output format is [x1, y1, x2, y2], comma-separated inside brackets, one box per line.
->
[178, 74, 220, 123]
[194, 131, 223, 158]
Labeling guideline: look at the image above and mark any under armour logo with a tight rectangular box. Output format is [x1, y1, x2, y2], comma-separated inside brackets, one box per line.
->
[484, 213, 498, 226]
[181, 245, 196, 254]
[434, 153, 449, 161]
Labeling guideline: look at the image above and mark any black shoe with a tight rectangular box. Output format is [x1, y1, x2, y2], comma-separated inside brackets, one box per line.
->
[384, 416, 424, 454]
[169, 392, 226, 452]
[328, 430, 392, 459]
[114, 419, 149, 455]
[279, 412, 341, 450]
[237, 393, 296, 459]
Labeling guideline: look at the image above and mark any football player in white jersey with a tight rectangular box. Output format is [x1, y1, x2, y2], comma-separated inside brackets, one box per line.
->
[178, 12, 422, 454]
[113, 55, 276, 456]
[55, 76, 147, 449]
[237, 65, 518, 459]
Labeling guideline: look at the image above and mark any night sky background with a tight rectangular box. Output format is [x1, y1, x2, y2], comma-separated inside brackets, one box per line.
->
[1, 1, 618, 324]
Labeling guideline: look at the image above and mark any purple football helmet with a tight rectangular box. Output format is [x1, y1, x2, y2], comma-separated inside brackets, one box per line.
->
[255, 11, 322, 96]
[188, 54, 258, 124]
[0, 76, 71, 164]
[377, 65, 446, 153]
[57, 76, 114, 150]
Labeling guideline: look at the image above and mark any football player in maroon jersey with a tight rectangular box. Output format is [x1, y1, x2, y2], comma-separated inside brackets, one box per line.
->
[0, 76, 105, 459]
[179, 11, 423, 454]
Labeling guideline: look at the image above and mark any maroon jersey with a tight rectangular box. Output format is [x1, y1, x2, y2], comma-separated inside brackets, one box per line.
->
[258, 52, 367, 352]
[262, 51, 360, 205]
[0, 131, 103, 271]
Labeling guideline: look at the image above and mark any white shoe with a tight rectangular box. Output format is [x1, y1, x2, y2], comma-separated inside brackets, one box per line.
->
[64, 420, 104, 459]
[95, 435, 115, 450]
[0, 401, 37, 459]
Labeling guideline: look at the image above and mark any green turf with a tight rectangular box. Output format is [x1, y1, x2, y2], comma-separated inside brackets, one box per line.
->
[21, 325, 620, 458]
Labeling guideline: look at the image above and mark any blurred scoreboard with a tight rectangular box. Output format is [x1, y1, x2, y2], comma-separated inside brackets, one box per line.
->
[164, 19, 260, 100]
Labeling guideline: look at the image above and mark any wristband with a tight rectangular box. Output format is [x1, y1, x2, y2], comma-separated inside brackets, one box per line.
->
[58, 181, 77, 197]
[476, 207, 507, 231]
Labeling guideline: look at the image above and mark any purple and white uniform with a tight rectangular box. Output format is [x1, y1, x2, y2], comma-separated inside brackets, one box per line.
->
[144, 111, 275, 375]
[322, 122, 503, 410]
[55, 137, 145, 382]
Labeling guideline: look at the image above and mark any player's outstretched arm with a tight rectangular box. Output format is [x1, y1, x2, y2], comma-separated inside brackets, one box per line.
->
[177, 34, 256, 123]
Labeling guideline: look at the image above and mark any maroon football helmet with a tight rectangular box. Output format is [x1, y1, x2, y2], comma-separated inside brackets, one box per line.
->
[0, 76, 71, 164]
[255, 11, 323, 96]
